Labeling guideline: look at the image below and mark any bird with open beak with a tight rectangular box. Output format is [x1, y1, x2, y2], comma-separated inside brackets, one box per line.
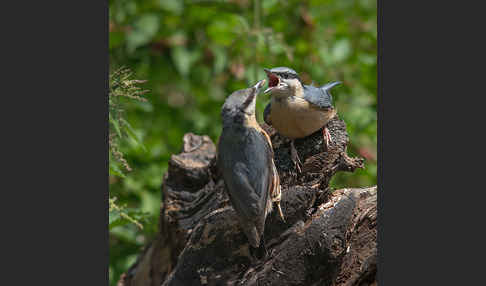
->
[263, 67, 341, 172]
[218, 79, 285, 256]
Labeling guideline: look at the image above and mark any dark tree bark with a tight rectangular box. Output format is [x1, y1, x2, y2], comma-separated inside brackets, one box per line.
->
[118, 116, 376, 286]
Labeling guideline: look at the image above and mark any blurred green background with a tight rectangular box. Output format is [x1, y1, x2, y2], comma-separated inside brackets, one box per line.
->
[109, 0, 376, 284]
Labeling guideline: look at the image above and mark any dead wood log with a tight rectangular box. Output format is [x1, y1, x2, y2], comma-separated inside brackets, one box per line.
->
[118, 116, 376, 286]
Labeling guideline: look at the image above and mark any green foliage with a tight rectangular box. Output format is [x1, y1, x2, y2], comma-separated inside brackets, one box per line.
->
[109, 68, 151, 232]
[109, 197, 147, 230]
[109, 67, 149, 175]
[109, 0, 376, 285]
[109, 67, 157, 284]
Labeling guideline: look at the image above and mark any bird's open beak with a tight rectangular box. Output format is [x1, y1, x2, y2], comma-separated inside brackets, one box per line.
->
[263, 68, 280, 94]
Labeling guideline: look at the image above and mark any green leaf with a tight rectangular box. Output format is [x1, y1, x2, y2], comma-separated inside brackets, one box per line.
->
[126, 14, 159, 52]
[120, 118, 147, 152]
[207, 14, 249, 46]
[110, 163, 126, 178]
[269, 40, 285, 55]
[157, 0, 183, 15]
[332, 39, 351, 62]
[171, 46, 201, 77]
[210, 46, 227, 74]
[109, 31, 125, 50]
[109, 113, 122, 138]
[109, 210, 123, 229]
[262, 0, 279, 11]
[109, 199, 147, 231]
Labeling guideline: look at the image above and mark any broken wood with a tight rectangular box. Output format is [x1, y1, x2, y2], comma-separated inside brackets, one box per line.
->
[118, 116, 376, 286]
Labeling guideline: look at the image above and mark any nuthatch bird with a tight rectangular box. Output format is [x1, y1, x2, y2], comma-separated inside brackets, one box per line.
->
[218, 79, 284, 251]
[263, 67, 341, 172]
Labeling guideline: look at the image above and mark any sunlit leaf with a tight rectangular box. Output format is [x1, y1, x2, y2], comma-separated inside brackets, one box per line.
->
[171, 46, 201, 77]
[126, 14, 159, 52]
[157, 0, 183, 15]
[110, 163, 126, 178]
[109, 113, 122, 138]
[332, 39, 351, 62]
[207, 14, 249, 46]
[120, 118, 147, 152]
[210, 46, 227, 74]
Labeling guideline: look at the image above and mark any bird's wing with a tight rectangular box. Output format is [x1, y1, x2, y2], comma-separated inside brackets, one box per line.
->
[302, 81, 341, 109]
[226, 162, 263, 219]
[263, 102, 272, 125]
[218, 128, 273, 223]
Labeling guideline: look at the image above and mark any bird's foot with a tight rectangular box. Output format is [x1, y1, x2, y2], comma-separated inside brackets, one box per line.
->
[323, 127, 333, 148]
[276, 201, 286, 223]
[290, 140, 302, 173]
[272, 186, 286, 222]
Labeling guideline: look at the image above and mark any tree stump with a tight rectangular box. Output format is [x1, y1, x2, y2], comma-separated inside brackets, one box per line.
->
[118, 116, 376, 286]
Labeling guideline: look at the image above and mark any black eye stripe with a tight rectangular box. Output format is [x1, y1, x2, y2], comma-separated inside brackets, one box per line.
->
[271, 70, 299, 80]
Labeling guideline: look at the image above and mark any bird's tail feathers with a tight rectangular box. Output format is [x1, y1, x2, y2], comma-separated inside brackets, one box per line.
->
[320, 81, 342, 93]
[243, 225, 261, 248]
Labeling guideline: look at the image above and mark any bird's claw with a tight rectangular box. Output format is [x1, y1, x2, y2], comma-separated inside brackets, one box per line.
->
[272, 186, 285, 222]
[323, 127, 332, 148]
[276, 202, 286, 223]
[290, 140, 302, 173]
[295, 161, 302, 173]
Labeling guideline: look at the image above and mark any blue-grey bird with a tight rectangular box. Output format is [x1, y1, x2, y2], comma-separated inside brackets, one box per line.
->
[218, 79, 284, 250]
[263, 67, 341, 172]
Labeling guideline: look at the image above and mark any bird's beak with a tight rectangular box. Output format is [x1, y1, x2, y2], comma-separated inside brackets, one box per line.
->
[242, 79, 266, 111]
[263, 69, 280, 94]
[253, 79, 266, 92]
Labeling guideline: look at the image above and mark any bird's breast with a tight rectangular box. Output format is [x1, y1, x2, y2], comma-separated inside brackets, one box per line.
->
[270, 97, 336, 139]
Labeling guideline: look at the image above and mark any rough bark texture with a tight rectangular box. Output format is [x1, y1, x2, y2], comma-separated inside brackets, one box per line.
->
[118, 116, 377, 286]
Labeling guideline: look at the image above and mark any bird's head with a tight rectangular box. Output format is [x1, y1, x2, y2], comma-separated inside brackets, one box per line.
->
[263, 67, 303, 98]
[221, 79, 266, 125]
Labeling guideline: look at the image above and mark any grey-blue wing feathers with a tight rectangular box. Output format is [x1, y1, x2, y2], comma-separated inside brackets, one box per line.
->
[224, 162, 262, 219]
[218, 127, 272, 224]
[302, 81, 341, 108]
